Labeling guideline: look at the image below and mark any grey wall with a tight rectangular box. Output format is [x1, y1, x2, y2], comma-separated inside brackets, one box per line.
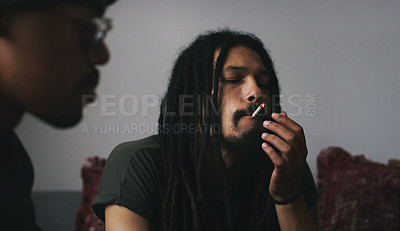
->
[32, 191, 81, 230]
[16, 0, 400, 191]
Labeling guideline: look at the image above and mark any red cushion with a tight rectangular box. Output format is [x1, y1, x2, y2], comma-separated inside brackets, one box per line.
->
[74, 157, 106, 231]
[317, 147, 400, 231]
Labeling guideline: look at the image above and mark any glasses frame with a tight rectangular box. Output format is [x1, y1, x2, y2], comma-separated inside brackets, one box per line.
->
[92, 17, 113, 44]
[72, 16, 113, 48]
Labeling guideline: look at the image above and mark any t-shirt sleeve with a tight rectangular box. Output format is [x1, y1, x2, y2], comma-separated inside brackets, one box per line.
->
[301, 163, 319, 209]
[92, 139, 162, 223]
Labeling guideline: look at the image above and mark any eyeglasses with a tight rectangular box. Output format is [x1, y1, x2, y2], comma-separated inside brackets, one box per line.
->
[72, 16, 113, 48]
[92, 17, 113, 44]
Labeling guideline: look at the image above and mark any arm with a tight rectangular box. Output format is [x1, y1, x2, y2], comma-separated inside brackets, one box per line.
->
[92, 138, 162, 230]
[261, 111, 318, 230]
[105, 204, 156, 231]
[275, 198, 318, 230]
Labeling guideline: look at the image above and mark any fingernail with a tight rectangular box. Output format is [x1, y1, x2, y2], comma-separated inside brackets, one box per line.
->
[263, 121, 271, 127]
[271, 113, 279, 119]
[262, 133, 268, 138]
[262, 142, 268, 148]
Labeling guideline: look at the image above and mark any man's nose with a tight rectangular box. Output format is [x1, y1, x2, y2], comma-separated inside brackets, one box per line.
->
[243, 77, 262, 103]
[89, 42, 110, 65]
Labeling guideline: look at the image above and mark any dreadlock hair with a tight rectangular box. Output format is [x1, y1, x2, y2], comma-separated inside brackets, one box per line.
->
[158, 29, 282, 231]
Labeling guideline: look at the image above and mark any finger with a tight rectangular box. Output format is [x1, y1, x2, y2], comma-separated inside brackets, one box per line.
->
[271, 113, 301, 132]
[261, 132, 294, 161]
[261, 142, 284, 167]
[280, 111, 287, 116]
[263, 120, 298, 147]
[271, 113, 306, 142]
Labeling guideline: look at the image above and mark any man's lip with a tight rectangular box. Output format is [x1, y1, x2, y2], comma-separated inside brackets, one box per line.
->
[86, 75, 99, 91]
[87, 88, 97, 96]
[82, 84, 98, 95]
[245, 115, 263, 120]
[80, 69, 100, 93]
[88, 80, 99, 92]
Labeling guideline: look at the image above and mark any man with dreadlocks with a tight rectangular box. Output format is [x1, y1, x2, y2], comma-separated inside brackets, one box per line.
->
[93, 29, 319, 230]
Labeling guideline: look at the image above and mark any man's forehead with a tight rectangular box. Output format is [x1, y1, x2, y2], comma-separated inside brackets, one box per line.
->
[213, 45, 263, 67]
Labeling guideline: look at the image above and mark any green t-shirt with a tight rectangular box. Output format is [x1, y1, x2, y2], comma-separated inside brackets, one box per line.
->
[92, 135, 319, 228]
[92, 135, 163, 223]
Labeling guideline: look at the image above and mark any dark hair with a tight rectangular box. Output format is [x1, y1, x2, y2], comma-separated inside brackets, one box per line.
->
[0, 0, 116, 8]
[0, 0, 116, 15]
[158, 29, 282, 231]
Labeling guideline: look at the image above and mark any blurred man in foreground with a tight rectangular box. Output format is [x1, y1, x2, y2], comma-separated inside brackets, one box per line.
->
[0, 0, 117, 229]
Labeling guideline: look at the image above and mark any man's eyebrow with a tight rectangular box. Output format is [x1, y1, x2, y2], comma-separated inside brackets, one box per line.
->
[223, 66, 269, 75]
[223, 66, 248, 72]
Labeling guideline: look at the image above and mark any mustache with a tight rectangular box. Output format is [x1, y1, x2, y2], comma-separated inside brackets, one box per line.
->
[79, 69, 100, 92]
[232, 102, 271, 126]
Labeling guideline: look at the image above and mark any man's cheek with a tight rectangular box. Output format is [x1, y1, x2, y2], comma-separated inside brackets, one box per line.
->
[223, 97, 237, 115]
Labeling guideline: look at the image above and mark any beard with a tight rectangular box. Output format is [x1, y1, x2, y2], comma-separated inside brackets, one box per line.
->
[219, 118, 275, 173]
[219, 103, 274, 157]
[220, 123, 264, 154]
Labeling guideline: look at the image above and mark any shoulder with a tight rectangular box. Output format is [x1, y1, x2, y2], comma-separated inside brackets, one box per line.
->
[110, 135, 161, 157]
[100, 135, 164, 197]
[93, 135, 163, 222]
[106, 135, 162, 170]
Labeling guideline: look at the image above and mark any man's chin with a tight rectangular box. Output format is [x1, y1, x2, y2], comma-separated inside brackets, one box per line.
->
[36, 112, 83, 128]
[220, 126, 265, 155]
[236, 115, 267, 129]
